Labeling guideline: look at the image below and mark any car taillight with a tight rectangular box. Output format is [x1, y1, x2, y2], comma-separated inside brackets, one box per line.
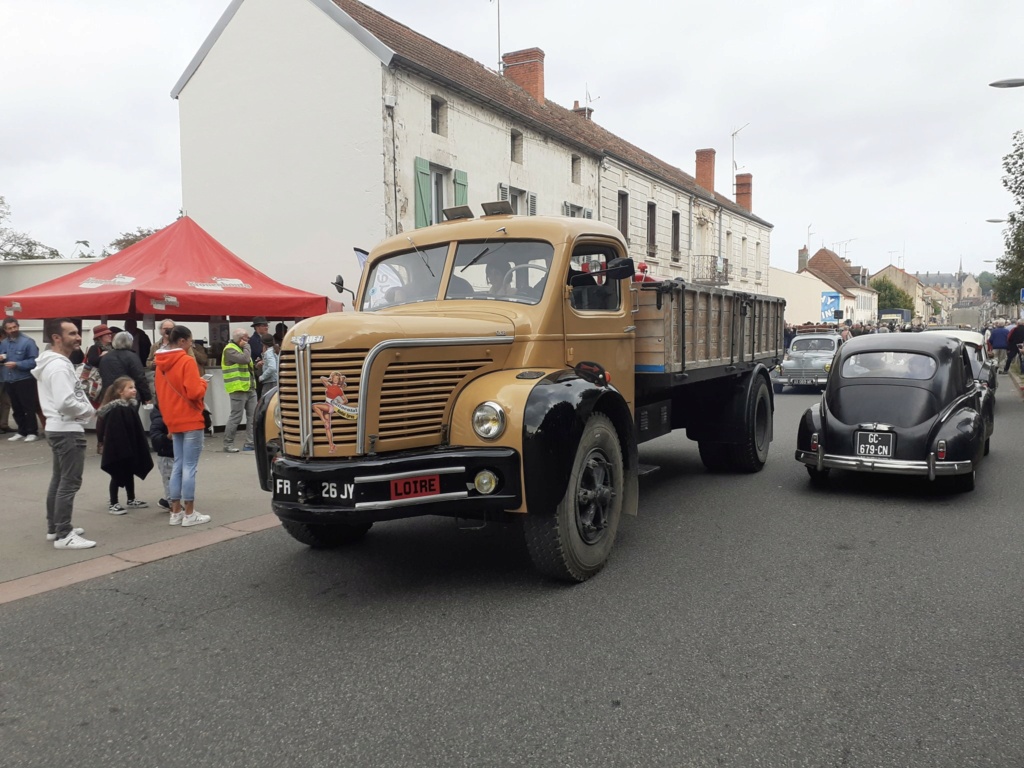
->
[810, 432, 819, 451]
[937, 440, 946, 460]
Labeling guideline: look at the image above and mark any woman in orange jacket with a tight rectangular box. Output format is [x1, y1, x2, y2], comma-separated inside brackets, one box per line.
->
[154, 326, 212, 528]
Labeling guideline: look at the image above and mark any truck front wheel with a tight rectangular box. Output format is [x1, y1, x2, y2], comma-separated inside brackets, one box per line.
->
[280, 519, 372, 549]
[524, 414, 624, 582]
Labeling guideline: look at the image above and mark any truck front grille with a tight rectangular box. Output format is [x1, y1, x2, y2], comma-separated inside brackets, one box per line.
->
[279, 349, 494, 455]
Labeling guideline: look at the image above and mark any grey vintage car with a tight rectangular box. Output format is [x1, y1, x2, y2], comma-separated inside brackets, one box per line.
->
[772, 332, 843, 393]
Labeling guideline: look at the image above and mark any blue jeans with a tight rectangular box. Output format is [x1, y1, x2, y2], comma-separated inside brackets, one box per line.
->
[170, 429, 204, 503]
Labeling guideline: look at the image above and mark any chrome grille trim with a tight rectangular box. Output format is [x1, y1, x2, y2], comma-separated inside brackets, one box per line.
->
[357, 336, 514, 454]
[295, 344, 314, 457]
[353, 466, 466, 484]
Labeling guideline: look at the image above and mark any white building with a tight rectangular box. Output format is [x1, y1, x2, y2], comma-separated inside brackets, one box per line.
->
[174, 0, 773, 302]
[768, 267, 835, 326]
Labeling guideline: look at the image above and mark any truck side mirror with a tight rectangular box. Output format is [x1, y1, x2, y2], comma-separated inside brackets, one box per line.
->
[601, 257, 635, 281]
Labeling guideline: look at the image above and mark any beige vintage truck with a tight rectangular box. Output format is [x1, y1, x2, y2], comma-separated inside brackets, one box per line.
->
[255, 211, 785, 581]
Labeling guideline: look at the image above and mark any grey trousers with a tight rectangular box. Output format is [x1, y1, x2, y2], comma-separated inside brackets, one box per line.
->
[224, 389, 256, 447]
[46, 431, 86, 538]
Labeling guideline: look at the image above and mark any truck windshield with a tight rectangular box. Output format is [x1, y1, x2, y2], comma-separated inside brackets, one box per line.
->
[446, 241, 554, 304]
[361, 245, 449, 310]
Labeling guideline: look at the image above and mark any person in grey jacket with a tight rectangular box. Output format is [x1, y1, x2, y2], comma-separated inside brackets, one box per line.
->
[33, 318, 96, 549]
[98, 331, 152, 406]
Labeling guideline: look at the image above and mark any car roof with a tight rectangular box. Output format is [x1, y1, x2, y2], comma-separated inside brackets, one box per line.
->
[920, 329, 985, 347]
[839, 332, 961, 357]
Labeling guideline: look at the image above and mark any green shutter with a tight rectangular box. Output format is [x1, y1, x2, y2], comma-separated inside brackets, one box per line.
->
[454, 169, 468, 206]
[414, 157, 431, 228]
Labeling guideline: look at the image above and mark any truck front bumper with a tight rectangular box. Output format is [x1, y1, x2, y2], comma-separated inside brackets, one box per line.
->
[270, 446, 522, 524]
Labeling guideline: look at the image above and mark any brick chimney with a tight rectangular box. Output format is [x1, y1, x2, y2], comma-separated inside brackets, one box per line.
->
[572, 99, 593, 120]
[502, 48, 545, 102]
[735, 173, 752, 212]
[695, 148, 715, 192]
[798, 246, 809, 272]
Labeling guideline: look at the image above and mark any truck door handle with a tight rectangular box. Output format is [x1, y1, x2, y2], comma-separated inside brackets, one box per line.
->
[624, 325, 636, 333]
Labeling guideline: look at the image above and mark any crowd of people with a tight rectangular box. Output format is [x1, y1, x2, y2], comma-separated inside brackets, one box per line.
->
[0, 314, 286, 551]
[784, 317, 1024, 375]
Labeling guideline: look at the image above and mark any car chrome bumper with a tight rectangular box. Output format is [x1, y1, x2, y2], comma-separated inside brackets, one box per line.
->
[795, 448, 972, 480]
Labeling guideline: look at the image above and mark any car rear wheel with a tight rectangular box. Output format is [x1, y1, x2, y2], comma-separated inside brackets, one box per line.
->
[950, 469, 976, 493]
[806, 465, 830, 487]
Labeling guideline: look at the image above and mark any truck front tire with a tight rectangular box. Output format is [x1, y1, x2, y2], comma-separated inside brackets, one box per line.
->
[280, 519, 372, 549]
[524, 414, 624, 582]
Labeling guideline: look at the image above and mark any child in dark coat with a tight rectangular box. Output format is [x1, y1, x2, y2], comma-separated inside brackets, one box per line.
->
[96, 376, 154, 514]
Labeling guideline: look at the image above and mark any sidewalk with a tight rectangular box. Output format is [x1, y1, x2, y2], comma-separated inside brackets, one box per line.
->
[0, 430, 278, 602]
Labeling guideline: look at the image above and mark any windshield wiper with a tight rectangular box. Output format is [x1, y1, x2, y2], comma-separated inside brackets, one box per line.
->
[459, 228, 509, 272]
[406, 236, 434, 278]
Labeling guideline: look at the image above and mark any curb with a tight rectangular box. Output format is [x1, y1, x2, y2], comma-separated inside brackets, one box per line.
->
[0, 514, 280, 606]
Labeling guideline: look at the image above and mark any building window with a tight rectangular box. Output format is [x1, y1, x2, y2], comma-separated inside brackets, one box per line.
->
[671, 211, 680, 261]
[741, 236, 748, 271]
[617, 192, 629, 240]
[431, 167, 448, 226]
[511, 130, 523, 163]
[430, 97, 447, 136]
[646, 202, 657, 258]
[725, 231, 732, 264]
[571, 155, 581, 184]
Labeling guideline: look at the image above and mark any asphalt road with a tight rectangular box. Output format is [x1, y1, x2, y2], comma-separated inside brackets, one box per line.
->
[3, 383, 1024, 767]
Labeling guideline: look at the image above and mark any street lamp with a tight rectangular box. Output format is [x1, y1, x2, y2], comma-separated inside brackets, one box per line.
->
[990, 79, 1024, 88]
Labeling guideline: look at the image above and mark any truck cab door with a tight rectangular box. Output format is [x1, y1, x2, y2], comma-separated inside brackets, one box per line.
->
[561, 239, 636, 408]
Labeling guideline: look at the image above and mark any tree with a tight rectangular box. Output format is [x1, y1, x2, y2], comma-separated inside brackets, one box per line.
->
[107, 226, 160, 254]
[0, 196, 60, 260]
[993, 130, 1024, 306]
[869, 276, 914, 310]
[977, 270, 995, 296]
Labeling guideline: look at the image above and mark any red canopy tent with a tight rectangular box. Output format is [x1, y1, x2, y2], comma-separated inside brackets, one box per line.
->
[0, 216, 330, 320]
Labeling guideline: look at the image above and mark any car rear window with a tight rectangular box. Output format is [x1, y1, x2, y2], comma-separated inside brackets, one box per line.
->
[791, 337, 835, 352]
[841, 352, 936, 380]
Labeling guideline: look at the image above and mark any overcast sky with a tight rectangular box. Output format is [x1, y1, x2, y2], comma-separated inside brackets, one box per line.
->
[3, 0, 1022, 278]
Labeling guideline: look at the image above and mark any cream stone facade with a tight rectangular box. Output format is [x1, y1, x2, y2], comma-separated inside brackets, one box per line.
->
[870, 265, 925, 320]
[174, 0, 773, 305]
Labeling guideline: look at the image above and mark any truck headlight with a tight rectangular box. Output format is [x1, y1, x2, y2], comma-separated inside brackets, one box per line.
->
[472, 401, 506, 440]
[824, 362, 831, 372]
[273, 398, 282, 430]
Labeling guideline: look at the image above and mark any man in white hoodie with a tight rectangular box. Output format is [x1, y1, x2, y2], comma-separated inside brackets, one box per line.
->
[33, 318, 96, 549]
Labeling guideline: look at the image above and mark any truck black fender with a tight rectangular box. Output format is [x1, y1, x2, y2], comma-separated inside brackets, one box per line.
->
[254, 386, 279, 492]
[521, 371, 639, 518]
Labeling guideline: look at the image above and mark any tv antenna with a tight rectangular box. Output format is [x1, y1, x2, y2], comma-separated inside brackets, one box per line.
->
[731, 123, 749, 191]
[491, 0, 502, 71]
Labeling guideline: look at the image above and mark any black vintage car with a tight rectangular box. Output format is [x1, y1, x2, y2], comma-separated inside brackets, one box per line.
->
[795, 333, 993, 492]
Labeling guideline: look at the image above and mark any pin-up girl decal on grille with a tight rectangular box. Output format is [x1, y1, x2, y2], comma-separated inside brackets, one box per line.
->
[313, 371, 358, 453]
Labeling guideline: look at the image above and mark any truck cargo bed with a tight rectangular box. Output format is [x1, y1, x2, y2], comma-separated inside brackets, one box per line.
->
[634, 280, 785, 377]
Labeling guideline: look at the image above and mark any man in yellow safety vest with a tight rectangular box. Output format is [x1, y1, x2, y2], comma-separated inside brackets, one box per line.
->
[221, 328, 257, 453]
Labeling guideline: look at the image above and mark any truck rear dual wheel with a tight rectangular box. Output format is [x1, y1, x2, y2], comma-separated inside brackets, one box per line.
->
[731, 376, 772, 473]
[524, 414, 624, 582]
[280, 519, 372, 548]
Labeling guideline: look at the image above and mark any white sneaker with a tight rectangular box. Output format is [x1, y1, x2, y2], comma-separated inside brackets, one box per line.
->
[53, 531, 97, 550]
[181, 512, 211, 527]
[46, 527, 84, 542]
[23, 434, 39, 443]
[8, 433, 24, 442]
[169, 512, 184, 526]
